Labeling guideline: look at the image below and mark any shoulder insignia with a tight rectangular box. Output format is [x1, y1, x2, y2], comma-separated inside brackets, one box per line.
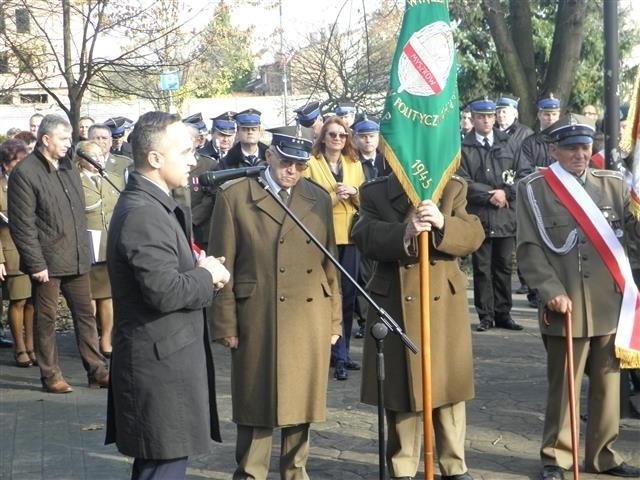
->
[521, 169, 545, 187]
[450, 174, 465, 186]
[591, 169, 623, 180]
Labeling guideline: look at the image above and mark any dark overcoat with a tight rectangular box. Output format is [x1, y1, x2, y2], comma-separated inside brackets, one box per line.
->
[105, 171, 219, 459]
[351, 175, 485, 411]
[208, 174, 342, 427]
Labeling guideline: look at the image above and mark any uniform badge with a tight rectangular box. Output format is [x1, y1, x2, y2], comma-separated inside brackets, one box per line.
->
[502, 169, 515, 186]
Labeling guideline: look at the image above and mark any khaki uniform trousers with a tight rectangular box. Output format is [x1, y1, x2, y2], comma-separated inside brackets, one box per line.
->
[233, 423, 310, 480]
[386, 401, 468, 478]
[541, 334, 624, 472]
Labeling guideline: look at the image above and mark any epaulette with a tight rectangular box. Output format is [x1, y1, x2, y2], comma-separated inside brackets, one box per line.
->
[521, 169, 545, 186]
[303, 176, 326, 191]
[360, 175, 388, 191]
[450, 174, 465, 186]
[592, 169, 624, 180]
[217, 176, 247, 191]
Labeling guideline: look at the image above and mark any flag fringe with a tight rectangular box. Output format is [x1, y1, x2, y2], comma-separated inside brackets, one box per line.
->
[616, 346, 640, 369]
[620, 65, 640, 156]
[379, 136, 461, 205]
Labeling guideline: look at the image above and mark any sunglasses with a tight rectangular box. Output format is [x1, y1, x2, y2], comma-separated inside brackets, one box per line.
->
[327, 131, 348, 139]
[277, 158, 309, 171]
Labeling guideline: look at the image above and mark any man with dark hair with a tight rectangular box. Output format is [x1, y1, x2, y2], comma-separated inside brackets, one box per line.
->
[209, 126, 342, 479]
[458, 97, 524, 332]
[8, 114, 108, 393]
[218, 109, 268, 170]
[77, 115, 95, 141]
[105, 111, 230, 479]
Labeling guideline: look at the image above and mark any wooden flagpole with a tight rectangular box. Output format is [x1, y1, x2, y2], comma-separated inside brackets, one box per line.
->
[419, 233, 434, 479]
[565, 312, 580, 480]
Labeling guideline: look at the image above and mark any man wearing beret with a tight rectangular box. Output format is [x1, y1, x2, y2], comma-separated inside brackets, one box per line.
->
[517, 114, 640, 480]
[458, 96, 524, 332]
[208, 126, 342, 479]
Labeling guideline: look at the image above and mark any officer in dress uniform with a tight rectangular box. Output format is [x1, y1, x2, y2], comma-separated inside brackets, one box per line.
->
[515, 94, 561, 171]
[209, 125, 342, 480]
[335, 101, 357, 129]
[516, 114, 640, 480]
[181, 118, 219, 251]
[200, 112, 237, 162]
[183, 113, 210, 154]
[352, 114, 391, 182]
[458, 96, 524, 332]
[87, 123, 131, 191]
[217, 109, 268, 170]
[104, 116, 133, 159]
[496, 95, 534, 150]
[294, 100, 324, 139]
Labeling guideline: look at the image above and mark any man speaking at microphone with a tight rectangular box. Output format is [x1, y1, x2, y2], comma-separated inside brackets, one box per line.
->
[105, 111, 230, 479]
[208, 126, 342, 479]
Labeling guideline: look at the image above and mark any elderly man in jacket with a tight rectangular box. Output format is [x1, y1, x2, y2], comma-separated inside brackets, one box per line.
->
[351, 174, 484, 480]
[105, 111, 230, 480]
[8, 114, 108, 393]
[517, 114, 640, 480]
[209, 126, 342, 480]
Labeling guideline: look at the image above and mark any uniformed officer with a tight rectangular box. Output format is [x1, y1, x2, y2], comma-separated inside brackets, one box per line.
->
[352, 114, 391, 182]
[205, 111, 237, 161]
[517, 114, 640, 480]
[515, 94, 561, 172]
[218, 109, 268, 170]
[182, 112, 210, 152]
[351, 173, 484, 480]
[496, 95, 534, 150]
[209, 126, 342, 480]
[334, 101, 357, 129]
[294, 100, 324, 138]
[458, 97, 524, 332]
[87, 123, 131, 190]
[104, 116, 133, 159]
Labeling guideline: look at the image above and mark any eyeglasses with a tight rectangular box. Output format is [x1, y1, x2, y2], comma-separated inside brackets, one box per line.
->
[277, 157, 309, 171]
[327, 131, 348, 139]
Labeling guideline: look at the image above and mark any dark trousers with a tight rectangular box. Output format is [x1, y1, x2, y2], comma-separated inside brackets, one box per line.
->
[331, 244, 359, 365]
[131, 457, 188, 480]
[471, 236, 514, 323]
[32, 273, 107, 385]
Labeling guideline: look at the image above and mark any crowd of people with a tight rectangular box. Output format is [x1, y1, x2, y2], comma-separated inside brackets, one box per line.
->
[0, 95, 637, 480]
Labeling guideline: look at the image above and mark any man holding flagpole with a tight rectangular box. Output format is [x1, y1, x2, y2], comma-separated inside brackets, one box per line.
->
[516, 114, 640, 480]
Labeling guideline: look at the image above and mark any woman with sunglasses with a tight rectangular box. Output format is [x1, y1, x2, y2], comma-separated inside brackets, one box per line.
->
[303, 116, 365, 381]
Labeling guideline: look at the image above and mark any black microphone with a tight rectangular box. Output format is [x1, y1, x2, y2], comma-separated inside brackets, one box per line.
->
[76, 149, 106, 174]
[199, 166, 266, 187]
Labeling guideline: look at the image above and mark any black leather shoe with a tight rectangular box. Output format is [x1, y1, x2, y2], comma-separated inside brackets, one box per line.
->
[354, 325, 365, 339]
[515, 284, 529, 294]
[540, 465, 565, 480]
[602, 462, 640, 477]
[495, 320, 524, 331]
[345, 360, 360, 370]
[334, 362, 348, 381]
[476, 320, 492, 332]
[442, 472, 473, 480]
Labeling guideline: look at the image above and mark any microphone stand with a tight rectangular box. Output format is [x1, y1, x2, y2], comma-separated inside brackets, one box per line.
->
[255, 177, 418, 480]
[92, 164, 122, 194]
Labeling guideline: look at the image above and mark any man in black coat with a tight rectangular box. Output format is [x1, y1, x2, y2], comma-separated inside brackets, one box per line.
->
[458, 97, 524, 332]
[218, 109, 268, 170]
[105, 111, 230, 480]
[8, 114, 109, 394]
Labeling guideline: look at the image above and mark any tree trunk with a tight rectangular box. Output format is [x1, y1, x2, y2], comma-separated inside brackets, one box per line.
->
[482, 0, 537, 127]
[542, 0, 588, 113]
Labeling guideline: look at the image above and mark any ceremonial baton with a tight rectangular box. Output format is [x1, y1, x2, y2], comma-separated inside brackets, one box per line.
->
[565, 311, 580, 480]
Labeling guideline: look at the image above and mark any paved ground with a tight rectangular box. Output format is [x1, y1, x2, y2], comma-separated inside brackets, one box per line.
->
[0, 289, 638, 480]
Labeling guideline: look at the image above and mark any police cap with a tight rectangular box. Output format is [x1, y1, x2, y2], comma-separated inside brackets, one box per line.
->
[267, 126, 313, 162]
[182, 112, 208, 135]
[294, 100, 321, 128]
[544, 113, 595, 147]
[468, 97, 496, 114]
[211, 111, 237, 135]
[496, 94, 519, 110]
[537, 94, 561, 111]
[352, 114, 380, 134]
[234, 109, 261, 127]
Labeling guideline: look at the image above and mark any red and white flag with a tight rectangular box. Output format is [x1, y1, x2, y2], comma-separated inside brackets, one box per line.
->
[618, 65, 640, 368]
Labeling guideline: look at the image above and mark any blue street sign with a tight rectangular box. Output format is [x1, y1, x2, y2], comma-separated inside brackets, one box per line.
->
[159, 70, 180, 91]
